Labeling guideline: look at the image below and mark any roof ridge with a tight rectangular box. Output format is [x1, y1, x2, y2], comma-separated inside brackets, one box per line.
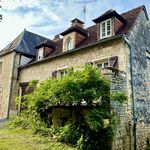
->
[121, 5, 145, 16]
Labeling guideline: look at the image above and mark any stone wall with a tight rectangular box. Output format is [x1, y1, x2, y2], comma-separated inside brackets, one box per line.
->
[19, 38, 134, 150]
[20, 38, 127, 83]
[125, 10, 150, 149]
[0, 52, 15, 118]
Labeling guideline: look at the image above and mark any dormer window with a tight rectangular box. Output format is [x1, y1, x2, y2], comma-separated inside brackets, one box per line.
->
[35, 40, 57, 61]
[60, 18, 87, 52]
[66, 38, 73, 50]
[100, 19, 112, 39]
[93, 9, 126, 40]
[38, 47, 44, 60]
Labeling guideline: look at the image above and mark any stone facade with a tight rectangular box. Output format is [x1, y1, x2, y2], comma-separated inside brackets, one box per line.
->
[0, 5, 150, 150]
[125, 10, 150, 150]
[19, 38, 133, 150]
[0, 52, 16, 118]
[19, 38, 127, 82]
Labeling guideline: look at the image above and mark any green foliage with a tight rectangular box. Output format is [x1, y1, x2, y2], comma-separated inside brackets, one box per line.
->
[28, 80, 38, 88]
[6, 112, 30, 129]
[147, 145, 150, 150]
[58, 123, 82, 145]
[85, 108, 105, 132]
[8, 66, 127, 149]
[27, 66, 110, 108]
[147, 146, 150, 150]
[111, 92, 127, 103]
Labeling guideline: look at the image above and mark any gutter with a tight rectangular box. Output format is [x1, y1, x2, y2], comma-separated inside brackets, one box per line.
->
[124, 36, 137, 150]
[7, 52, 16, 119]
[20, 34, 123, 69]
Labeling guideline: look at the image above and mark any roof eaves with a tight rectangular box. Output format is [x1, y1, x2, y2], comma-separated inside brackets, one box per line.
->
[93, 10, 126, 24]
[60, 26, 87, 36]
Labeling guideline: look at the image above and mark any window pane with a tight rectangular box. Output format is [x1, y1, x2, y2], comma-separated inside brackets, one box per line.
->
[38, 48, 43, 60]
[101, 20, 112, 38]
[67, 39, 72, 50]
[60, 70, 68, 78]
[97, 63, 102, 69]
[102, 22, 106, 37]
[107, 20, 111, 36]
[104, 62, 109, 68]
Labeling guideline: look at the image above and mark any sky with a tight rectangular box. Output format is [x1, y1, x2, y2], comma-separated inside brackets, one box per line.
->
[0, 0, 150, 50]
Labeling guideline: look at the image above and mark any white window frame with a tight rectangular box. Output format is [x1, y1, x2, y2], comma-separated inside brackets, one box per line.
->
[38, 47, 44, 60]
[100, 19, 112, 39]
[66, 38, 73, 51]
[96, 61, 109, 70]
[60, 70, 68, 78]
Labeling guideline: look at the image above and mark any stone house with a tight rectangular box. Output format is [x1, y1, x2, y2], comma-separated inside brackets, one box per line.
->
[0, 5, 150, 150]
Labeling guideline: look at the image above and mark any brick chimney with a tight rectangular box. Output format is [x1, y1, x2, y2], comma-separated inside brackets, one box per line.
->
[53, 34, 60, 41]
[71, 18, 84, 28]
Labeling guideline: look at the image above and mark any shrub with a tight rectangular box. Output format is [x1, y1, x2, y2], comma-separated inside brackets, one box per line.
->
[8, 66, 127, 149]
[58, 123, 82, 145]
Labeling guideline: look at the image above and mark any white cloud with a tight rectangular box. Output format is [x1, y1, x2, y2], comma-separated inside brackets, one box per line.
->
[1, 0, 40, 10]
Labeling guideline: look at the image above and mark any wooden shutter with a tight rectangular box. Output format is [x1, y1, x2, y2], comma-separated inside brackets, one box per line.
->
[52, 70, 57, 78]
[109, 56, 118, 69]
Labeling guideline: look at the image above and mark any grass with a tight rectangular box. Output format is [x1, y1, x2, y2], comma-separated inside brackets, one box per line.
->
[0, 127, 76, 150]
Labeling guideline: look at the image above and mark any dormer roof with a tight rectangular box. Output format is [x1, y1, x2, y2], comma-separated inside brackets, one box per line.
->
[93, 9, 126, 24]
[35, 40, 57, 49]
[60, 25, 88, 37]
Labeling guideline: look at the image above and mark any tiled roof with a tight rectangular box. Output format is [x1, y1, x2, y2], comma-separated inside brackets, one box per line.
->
[49, 5, 146, 57]
[2, 5, 147, 64]
[35, 39, 57, 49]
[0, 30, 50, 57]
[93, 9, 126, 23]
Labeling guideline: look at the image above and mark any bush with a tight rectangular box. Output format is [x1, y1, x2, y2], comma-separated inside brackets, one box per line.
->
[9, 66, 127, 149]
[58, 123, 82, 145]
[6, 112, 30, 129]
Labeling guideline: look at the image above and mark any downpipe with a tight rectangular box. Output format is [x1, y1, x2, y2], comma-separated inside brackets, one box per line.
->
[124, 37, 137, 150]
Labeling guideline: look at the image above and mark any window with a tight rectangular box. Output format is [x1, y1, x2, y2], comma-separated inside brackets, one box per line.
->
[60, 70, 68, 78]
[66, 38, 73, 50]
[96, 61, 109, 70]
[100, 19, 112, 38]
[38, 47, 44, 60]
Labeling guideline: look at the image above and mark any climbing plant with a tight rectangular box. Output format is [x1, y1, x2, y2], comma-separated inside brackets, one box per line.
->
[9, 66, 127, 149]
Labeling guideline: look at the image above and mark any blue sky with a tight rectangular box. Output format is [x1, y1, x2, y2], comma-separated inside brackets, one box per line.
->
[0, 0, 149, 49]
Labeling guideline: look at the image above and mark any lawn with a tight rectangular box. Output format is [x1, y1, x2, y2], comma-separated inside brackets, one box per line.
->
[0, 128, 76, 150]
